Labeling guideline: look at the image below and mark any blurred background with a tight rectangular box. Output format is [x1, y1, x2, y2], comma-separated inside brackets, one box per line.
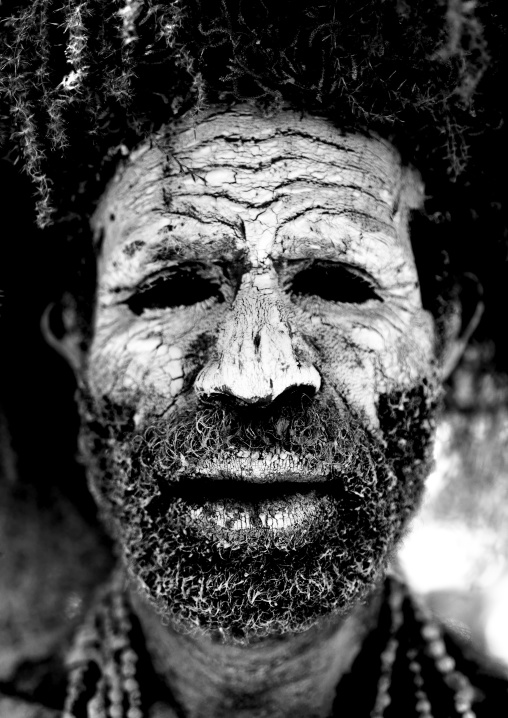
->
[401, 357, 508, 671]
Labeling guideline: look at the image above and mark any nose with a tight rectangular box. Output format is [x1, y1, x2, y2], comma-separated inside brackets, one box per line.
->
[194, 272, 321, 406]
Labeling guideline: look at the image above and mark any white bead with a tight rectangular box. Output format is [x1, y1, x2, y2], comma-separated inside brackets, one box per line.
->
[428, 639, 446, 658]
[421, 623, 441, 640]
[416, 698, 432, 713]
[436, 655, 455, 672]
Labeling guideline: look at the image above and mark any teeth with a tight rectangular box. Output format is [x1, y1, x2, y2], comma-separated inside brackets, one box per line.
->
[231, 515, 252, 531]
[194, 503, 313, 532]
[187, 487, 324, 535]
[266, 511, 290, 530]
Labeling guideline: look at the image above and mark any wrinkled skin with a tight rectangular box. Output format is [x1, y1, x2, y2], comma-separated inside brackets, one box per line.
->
[73, 106, 441, 646]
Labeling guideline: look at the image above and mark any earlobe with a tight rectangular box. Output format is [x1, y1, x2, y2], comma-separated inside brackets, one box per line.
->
[440, 274, 484, 380]
[41, 296, 84, 374]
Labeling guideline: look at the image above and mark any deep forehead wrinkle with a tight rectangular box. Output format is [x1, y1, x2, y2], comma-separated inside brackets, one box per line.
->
[161, 109, 416, 246]
[92, 106, 423, 281]
[167, 107, 399, 188]
[166, 139, 399, 215]
[171, 138, 391, 185]
[171, 105, 383, 158]
[168, 190, 395, 239]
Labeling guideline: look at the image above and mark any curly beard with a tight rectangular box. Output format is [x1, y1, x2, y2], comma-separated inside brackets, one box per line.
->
[77, 380, 439, 642]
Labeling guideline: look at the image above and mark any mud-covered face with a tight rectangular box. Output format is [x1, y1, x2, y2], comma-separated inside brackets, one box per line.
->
[79, 106, 440, 640]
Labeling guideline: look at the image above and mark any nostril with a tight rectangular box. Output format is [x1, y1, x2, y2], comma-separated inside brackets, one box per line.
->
[274, 384, 318, 408]
[198, 384, 317, 411]
[199, 390, 274, 409]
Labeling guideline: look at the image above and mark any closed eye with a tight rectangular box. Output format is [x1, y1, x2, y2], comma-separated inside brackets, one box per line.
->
[289, 261, 382, 304]
[125, 263, 225, 316]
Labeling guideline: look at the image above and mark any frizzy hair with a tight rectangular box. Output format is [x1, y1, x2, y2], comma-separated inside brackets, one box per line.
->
[0, 0, 501, 228]
[1, 0, 507, 373]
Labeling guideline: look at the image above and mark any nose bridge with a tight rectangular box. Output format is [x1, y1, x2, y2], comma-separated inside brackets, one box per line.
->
[194, 272, 321, 404]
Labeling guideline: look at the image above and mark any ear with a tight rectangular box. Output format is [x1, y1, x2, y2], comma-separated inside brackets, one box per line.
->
[41, 294, 85, 374]
[440, 274, 484, 380]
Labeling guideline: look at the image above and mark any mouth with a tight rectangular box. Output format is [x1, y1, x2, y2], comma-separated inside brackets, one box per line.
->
[158, 449, 350, 541]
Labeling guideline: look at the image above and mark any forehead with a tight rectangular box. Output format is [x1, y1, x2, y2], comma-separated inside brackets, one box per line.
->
[92, 106, 424, 282]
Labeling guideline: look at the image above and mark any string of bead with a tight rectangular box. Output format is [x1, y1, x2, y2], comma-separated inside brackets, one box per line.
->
[370, 578, 405, 717]
[112, 579, 143, 718]
[407, 646, 433, 718]
[410, 594, 478, 718]
[101, 594, 125, 718]
[88, 674, 107, 718]
[63, 599, 105, 718]
[63, 572, 482, 718]
[63, 571, 143, 718]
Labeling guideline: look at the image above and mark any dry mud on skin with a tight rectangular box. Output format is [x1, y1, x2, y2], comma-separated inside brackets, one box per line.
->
[89, 106, 435, 435]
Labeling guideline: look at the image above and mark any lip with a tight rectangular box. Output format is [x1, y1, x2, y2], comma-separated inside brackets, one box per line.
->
[180, 449, 335, 483]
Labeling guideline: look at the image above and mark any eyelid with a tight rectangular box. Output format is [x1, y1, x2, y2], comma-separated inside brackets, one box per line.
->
[281, 259, 381, 286]
[338, 263, 382, 288]
[121, 261, 228, 316]
[103, 261, 183, 298]
[135, 266, 180, 290]
[134, 261, 224, 290]
[287, 259, 383, 305]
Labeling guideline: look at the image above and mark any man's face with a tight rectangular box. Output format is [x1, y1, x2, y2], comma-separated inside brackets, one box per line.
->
[77, 107, 439, 640]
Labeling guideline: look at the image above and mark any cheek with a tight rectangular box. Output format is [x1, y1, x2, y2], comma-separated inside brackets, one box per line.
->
[300, 307, 436, 428]
[86, 309, 221, 424]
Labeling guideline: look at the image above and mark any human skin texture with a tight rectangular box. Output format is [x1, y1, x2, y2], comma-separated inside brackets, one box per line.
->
[68, 106, 442, 717]
[88, 106, 434, 428]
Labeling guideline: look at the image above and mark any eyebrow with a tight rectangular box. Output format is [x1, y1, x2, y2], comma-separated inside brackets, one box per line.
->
[274, 206, 394, 239]
[146, 225, 240, 261]
[106, 190, 401, 289]
[107, 215, 240, 277]
[148, 243, 187, 264]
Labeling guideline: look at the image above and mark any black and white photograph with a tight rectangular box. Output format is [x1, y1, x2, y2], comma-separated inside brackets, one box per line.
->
[0, 2, 507, 716]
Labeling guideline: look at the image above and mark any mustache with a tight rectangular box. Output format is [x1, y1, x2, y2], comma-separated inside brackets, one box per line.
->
[127, 389, 380, 483]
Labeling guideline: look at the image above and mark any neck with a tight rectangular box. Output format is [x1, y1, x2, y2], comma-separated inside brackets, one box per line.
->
[130, 584, 383, 718]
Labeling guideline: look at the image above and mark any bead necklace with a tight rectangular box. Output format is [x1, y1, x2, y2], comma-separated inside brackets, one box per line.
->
[62, 571, 480, 718]
[370, 575, 478, 718]
[63, 571, 143, 718]
[370, 574, 405, 717]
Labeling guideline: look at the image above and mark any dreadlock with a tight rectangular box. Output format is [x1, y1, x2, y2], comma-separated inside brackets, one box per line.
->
[0, 0, 506, 374]
[0, 0, 501, 224]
